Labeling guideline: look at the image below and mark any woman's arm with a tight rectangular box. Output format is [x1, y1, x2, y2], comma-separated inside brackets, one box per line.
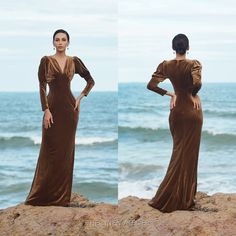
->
[190, 60, 202, 96]
[73, 56, 95, 112]
[147, 61, 179, 109]
[73, 56, 95, 99]
[38, 56, 49, 111]
[147, 61, 168, 96]
[38, 56, 54, 128]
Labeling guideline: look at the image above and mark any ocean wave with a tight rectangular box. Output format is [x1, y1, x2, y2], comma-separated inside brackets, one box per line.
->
[119, 126, 170, 137]
[201, 130, 236, 145]
[119, 126, 236, 145]
[120, 108, 236, 118]
[75, 137, 117, 145]
[0, 136, 35, 148]
[203, 109, 236, 118]
[73, 181, 117, 198]
[119, 106, 162, 114]
[120, 162, 163, 180]
[118, 179, 156, 199]
[0, 135, 117, 148]
[118, 176, 236, 200]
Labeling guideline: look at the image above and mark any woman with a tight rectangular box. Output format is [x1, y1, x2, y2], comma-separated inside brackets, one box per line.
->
[147, 33, 203, 213]
[24, 29, 95, 206]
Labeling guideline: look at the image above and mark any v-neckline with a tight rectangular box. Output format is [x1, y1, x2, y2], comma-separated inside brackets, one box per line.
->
[49, 56, 69, 74]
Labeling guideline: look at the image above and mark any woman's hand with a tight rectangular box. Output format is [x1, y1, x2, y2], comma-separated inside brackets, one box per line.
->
[190, 94, 201, 110]
[166, 91, 177, 110]
[43, 109, 53, 129]
[74, 93, 85, 112]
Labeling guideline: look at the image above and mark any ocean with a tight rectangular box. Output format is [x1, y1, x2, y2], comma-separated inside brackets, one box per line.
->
[0, 91, 117, 209]
[119, 82, 236, 200]
[1, 83, 235, 209]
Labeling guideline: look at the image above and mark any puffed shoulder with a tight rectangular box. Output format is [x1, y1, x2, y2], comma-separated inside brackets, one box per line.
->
[72, 56, 85, 66]
[155, 60, 166, 69]
[38, 56, 49, 82]
[72, 56, 84, 68]
[72, 56, 91, 77]
[72, 55, 81, 61]
[160, 60, 166, 65]
[156, 60, 167, 72]
[39, 55, 48, 64]
[192, 59, 202, 68]
[191, 60, 202, 75]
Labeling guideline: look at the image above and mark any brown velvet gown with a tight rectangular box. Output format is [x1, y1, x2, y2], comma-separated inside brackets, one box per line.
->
[24, 55, 95, 206]
[147, 59, 203, 213]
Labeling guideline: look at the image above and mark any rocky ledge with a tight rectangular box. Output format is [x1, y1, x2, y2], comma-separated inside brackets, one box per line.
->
[118, 191, 236, 236]
[0, 192, 236, 236]
[0, 193, 118, 236]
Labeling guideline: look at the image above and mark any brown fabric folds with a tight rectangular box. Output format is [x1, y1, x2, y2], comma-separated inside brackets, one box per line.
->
[147, 59, 203, 212]
[24, 55, 95, 206]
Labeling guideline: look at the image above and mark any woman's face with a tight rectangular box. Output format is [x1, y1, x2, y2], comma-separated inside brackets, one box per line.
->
[53, 33, 69, 52]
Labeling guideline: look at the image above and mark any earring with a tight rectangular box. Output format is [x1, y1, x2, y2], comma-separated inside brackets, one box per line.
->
[187, 51, 189, 54]
[53, 47, 55, 50]
[173, 51, 175, 54]
[67, 47, 69, 50]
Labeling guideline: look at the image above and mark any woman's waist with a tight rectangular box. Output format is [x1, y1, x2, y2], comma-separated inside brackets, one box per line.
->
[47, 91, 76, 103]
[171, 99, 203, 114]
[174, 89, 192, 95]
[48, 90, 75, 97]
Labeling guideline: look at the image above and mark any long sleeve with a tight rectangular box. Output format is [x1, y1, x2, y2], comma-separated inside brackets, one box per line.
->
[147, 61, 168, 96]
[38, 56, 49, 111]
[190, 59, 202, 96]
[73, 56, 95, 96]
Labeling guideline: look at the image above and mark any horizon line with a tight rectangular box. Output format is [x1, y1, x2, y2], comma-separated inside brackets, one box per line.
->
[119, 81, 236, 84]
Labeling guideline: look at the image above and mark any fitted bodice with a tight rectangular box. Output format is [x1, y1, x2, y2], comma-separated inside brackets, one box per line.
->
[37, 55, 95, 111]
[147, 58, 202, 111]
[164, 60, 199, 94]
[147, 59, 202, 96]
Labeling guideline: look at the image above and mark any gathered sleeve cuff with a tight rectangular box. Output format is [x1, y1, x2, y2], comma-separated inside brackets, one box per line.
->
[73, 56, 95, 96]
[147, 61, 168, 96]
[38, 56, 49, 111]
[190, 59, 202, 96]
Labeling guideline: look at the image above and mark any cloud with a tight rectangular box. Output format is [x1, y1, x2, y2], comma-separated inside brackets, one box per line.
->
[119, 0, 236, 17]
[118, 0, 236, 82]
[0, 0, 117, 91]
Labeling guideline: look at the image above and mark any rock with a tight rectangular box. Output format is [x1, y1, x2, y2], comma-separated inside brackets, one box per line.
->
[118, 191, 236, 236]
[1, 191, 236, 235]
[0, 192, 118, 236]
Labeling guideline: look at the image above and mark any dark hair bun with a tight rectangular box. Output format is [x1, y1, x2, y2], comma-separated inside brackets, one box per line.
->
[172, 34, 189, 55]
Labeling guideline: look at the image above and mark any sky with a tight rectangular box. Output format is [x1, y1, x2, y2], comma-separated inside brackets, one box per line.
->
[0, 1, 236, 92]
[0, 0, 117, 92]
[119, 0, 236, 83]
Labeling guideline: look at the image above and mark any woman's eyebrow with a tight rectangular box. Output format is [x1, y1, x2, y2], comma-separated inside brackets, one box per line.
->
[55, 37, 67, 40]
